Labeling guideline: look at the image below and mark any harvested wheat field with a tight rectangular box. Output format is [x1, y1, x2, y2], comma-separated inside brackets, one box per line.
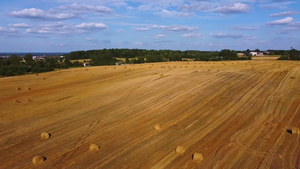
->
[0, 59, 300, 169]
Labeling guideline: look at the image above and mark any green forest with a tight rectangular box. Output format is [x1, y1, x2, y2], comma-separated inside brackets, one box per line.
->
[0, 48, 298, 77]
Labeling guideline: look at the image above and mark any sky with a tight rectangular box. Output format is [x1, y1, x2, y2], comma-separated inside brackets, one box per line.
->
[0, 0, 299, 52]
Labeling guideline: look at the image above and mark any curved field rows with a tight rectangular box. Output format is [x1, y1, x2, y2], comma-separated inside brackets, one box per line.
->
[0, 60, 299, 169]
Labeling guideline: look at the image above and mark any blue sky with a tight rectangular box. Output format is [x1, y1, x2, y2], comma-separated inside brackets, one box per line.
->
[0, 0, 299, 52]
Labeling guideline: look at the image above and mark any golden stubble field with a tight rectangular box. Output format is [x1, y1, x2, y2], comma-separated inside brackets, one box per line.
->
[0, 59, 299, 169]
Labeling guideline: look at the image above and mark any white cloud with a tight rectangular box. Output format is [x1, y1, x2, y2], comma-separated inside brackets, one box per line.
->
[75, 23, 108, 30]
[153, 34, 166, 39]
[11, 8, 76, 20]
[182, 33, 204, 38]
[210, 33, 257, 39]
[134, 25, 198, 32]
[210, 33, 242, 38]
[266, 17, 294, 26]
[231, 26, 259, 30]
[137, 0, 185, 11]
[56, 3, 113, 14]
[152, 25, 198, 32]
[26, 22, 73, 34]
[278, 21, 300, 33]
[55, 0, 127, 6]
[0, 27, 18, 33]
[269, 11, 299, 17]
[260, 1, 295, 9]
[11, 4, 112, 21]
[25, 22, 108, 34]
[285, 21, 300, 30]
[156, 9, 193, 17]
[134, 27, 152, 31]
[214, 3, 250, 14]
[243, 35, 258, 40]
[8, 23, 30, 28]
[179, 2, 215, 12]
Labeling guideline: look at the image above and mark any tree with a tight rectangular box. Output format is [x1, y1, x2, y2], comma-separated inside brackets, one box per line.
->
[289, 49, 299, 60]
[138, 56, 145, 63]
[64, 56, 73, 68]
[9, 54, 22, 65]
[45, 57, 57, 68]
[90, 53, 116, 66]
[219, 49, 238, 60]
[24, 54, 33, 64]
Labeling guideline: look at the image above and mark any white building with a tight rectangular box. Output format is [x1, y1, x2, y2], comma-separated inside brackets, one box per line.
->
[250, 52, 264, 56]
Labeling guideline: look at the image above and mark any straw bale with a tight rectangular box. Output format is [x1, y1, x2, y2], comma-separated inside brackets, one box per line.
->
[32, 156, 45, 165]
[175, 146, 185, 155]
[89, 144, 100, 152]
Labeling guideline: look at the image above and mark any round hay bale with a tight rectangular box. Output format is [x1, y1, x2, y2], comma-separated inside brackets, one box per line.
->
[41, 132, 50, 140]
[89, 143, 100, 152]
[16, 87, 22, 90]
[28, 87, 32, 90]
[192, 153, 203, 161]
[27, 99, 33, 102]
[14, 99, 21, 103]
[43, 77, 46, 80]
[154, 124, 161, 131]
[175, 146, 185, 155]
[160, 74, 164, 78]
[291, 127, 300, 135]
[36, 74, 39, 76]
[32, 155, 45, 165]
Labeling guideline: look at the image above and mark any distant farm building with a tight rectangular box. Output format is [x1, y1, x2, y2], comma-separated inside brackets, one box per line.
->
[250, 52, 264, 56]
[33, 56, 45, 60]
[83, 63, 90, 67]
[237, 53, 245, 56]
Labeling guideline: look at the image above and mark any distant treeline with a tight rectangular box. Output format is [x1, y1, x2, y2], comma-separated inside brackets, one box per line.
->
[1, 48, 299, 77]
[67, 49, 251, 64]
[277, 49, 300, 60]
[0, 54, 80, 76]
